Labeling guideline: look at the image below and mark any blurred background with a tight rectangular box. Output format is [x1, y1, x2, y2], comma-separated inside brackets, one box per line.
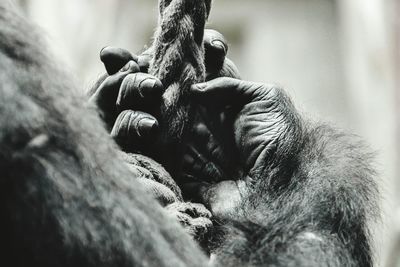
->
[13, 0, 399, 266]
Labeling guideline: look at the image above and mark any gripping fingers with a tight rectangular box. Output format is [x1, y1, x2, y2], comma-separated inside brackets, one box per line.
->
[182, 144, 225, 183]
[116, 72, 164, 113]
[204, 29, 228, 75]
[191, 77, 272, 108]
[204, 29, 241, 80]
[90, 61, 140, 117]
[111, 110, 158, 152]
[100, 46, 138, 75]
[138, 49, 153, 73]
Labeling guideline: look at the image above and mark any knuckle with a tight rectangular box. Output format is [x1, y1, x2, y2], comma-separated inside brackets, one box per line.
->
[90, 73, 108, 93]
[210, 39, 227, 55]
[101, 75, 116, 88]
[220, 58, 240, 79]
[222, 77, 239, 88]
[121, 73, 139, 89]
[112, 111, 153, 137]
[121, 73, 161, 97]
[117, 74, 139, 106]
[120, 60, 140, 73]
[205, 29, 227, 46]
[116, 110, 140, 128]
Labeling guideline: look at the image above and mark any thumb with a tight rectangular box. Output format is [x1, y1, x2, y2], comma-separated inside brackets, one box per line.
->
[111, 110, 159, 152]
[100, 46, 138, 75]
[191, 77, 265, 108]
[204, 29, 228, 76]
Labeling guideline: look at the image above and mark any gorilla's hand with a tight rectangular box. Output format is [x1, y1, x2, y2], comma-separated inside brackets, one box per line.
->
[88, 29, 239, 154]
[88, 50, 162, 153]
[87, 30, 238, 244]
[183, 78, 302, 218]
[89, 54, 214, 243]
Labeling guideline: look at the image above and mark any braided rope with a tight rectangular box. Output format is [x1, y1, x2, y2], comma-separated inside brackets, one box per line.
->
[149, 0, 211, 171]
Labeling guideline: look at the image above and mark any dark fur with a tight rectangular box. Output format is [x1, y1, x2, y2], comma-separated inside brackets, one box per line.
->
[174, 85, 379, 266]
[0, 2, 207, 266]
[215, 121, 379, 266]
[0, 2, 379, 267]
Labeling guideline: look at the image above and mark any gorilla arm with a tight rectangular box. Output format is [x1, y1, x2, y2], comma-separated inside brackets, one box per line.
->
[87, 35, 379, 266]
[187, 78, 379, 267]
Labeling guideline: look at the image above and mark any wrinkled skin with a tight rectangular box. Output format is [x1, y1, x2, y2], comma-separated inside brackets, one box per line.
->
[1, 2, 378, 265]
[89, 27, 303, 218]
[87, 29, 241, 242]
[183, 78, 301, 218]
[89, 29, 297, 220]
[89, 29, 378, 267]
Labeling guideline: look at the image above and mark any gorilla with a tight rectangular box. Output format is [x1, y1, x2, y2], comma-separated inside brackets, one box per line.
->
[0, 1, 379, 267]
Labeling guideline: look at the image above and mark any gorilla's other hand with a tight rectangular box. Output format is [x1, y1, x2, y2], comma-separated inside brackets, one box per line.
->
[182, 78, 303, 217]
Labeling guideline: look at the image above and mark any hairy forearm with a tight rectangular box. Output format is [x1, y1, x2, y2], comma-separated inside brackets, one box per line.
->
[217, 121, 379, 266]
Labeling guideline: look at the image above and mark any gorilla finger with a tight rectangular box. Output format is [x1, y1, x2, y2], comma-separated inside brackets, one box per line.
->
[204, 29, 228, 53]
[205, 57, 241, 81]
[100, 46, 138, 75]
[182, 145, 224, 182]
[111, 110, 159, 150]
[191, 77, 268, 108]
[192, 123, 226, 166]
[90, 61, 140, 113]
[217, 58, 241, 79]
[204, 29, 228, 76]
[87, 73, 108, 98]
[138, 48, 153, 73]
[116, 73, 163, 112]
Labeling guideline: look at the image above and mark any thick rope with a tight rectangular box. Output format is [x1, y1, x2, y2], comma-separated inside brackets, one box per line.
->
[149, 0, 211, 172]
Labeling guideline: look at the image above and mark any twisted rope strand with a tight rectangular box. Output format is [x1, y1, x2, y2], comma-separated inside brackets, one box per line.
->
[149, 0, 211, 171]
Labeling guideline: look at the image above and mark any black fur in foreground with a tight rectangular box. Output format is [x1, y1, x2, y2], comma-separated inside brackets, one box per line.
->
[0, 2, 379, 267]
[0, 2, 206, 267]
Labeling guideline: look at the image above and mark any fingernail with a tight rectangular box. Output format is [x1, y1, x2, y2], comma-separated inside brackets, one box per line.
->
[138, 118, 158, 137]
[139, 78, 163, 97]
[100, 46, 108, 56]
[142, 78, 157, 90]
[211, 40, 227, 54]
[192, 83, 207, 91]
